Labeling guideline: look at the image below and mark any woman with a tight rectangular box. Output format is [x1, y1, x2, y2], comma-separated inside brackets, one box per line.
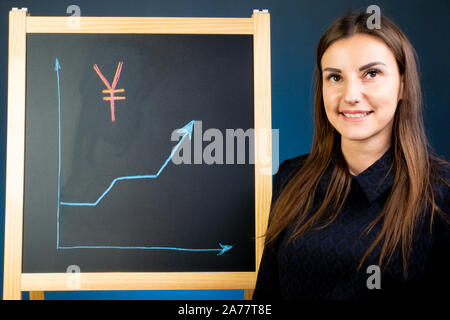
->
[253, 11, 449, 300]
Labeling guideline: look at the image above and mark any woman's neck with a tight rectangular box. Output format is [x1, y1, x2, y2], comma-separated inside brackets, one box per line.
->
[340, 136, 392, 176]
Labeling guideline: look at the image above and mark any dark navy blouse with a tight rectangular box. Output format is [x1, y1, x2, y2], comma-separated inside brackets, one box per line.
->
[253, 146, 449, 300]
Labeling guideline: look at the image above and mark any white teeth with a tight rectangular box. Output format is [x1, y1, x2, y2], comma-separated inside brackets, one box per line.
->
[342, 111, 371, 118]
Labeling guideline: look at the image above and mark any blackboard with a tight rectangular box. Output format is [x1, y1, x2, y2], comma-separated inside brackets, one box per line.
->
[4, 12, 271, 298]
[22, 33, 255, 273]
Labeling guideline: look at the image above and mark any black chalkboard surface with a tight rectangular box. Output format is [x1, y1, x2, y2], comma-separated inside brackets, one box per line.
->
[23, 34, 255, 273]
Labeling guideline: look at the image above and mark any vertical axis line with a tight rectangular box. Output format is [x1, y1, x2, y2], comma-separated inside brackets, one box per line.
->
[56, 59, 61, 249]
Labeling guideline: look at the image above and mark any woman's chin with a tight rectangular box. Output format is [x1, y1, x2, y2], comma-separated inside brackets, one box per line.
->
[340, 131, 374, 142]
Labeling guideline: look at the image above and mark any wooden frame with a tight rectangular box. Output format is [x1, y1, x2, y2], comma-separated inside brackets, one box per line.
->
[3, 9, 272, 300]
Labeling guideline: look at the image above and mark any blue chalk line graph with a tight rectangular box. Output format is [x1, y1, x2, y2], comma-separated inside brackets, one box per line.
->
[54, 58, 232, 255]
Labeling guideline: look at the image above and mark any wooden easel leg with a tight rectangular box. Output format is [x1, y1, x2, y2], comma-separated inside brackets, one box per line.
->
[3, 8, 27, 301]
[29, 291, 45, 300]
[244, 289, 254, 300]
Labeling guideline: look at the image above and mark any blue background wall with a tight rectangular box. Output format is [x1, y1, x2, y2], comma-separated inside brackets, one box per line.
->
[1, 0, 448, 300]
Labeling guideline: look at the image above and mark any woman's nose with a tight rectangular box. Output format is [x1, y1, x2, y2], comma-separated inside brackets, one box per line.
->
[343, 78, 362, 105]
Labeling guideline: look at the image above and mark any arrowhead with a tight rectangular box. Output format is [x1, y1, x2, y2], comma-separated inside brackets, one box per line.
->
[176, 120, 195, 140]
[54, 58, 61, 71]
[217, 243, 233, 256]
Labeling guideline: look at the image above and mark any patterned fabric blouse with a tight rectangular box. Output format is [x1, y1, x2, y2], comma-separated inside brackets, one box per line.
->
[253, 146, 449, 300]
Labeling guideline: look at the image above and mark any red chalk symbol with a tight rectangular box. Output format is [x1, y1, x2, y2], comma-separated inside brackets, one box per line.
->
[93, 61, 126, 122]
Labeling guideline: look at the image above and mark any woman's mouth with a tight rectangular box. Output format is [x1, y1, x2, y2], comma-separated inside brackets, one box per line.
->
[339, 110, 374, 121]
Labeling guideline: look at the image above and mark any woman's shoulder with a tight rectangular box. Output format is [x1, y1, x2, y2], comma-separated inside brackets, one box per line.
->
[275, 153, 309, 176]
[428, 156, 450, 226]
[273, 153, 310, 193]
[429, 156, 450, 196]
[430, 156, 450, 175]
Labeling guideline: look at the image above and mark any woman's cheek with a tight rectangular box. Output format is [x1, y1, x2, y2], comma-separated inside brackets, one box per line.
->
[367, 78, 400, 111]
[323, 88, 340, 114]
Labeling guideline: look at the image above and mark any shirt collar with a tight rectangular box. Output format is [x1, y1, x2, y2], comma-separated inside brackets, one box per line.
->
[318, 145, 395, 203]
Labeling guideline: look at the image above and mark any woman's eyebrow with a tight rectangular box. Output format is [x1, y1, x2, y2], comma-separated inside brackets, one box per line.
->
[322, 61, 387, 73]
[322, 67, 341, 73]
[359, 61, 386, 71]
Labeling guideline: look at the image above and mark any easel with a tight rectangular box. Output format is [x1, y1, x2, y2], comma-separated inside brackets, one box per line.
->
[4, 8, 272, 300]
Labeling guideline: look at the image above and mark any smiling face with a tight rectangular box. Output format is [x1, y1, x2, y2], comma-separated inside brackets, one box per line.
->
[321, 33, 403, 145]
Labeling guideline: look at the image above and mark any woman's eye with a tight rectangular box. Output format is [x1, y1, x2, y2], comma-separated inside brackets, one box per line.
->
[327, 74, 341, 82]
[364, 69, 380, 79]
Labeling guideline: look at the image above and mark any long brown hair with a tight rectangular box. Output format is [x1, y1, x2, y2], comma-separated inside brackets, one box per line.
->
[265, 12, 449, 275]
